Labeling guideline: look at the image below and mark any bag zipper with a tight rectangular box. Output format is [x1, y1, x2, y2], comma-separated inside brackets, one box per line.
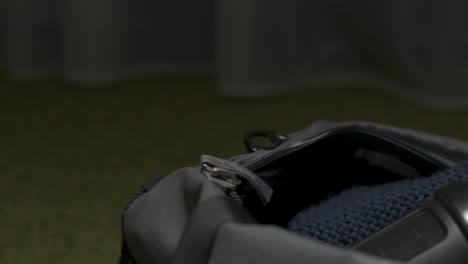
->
[202, 128, 452, 206]
[242, 130, 332, 171]
[201, 155, 273, 205]
[242, 127, 450, 171]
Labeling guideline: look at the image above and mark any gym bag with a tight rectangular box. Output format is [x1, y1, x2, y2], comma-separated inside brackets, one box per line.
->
[118, 120, 468, 264]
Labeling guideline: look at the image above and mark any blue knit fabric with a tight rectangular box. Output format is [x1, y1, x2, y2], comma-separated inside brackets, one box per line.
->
[287, 162, 468, 248]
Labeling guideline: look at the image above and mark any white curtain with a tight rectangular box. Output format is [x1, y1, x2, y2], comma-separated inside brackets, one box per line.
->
[0, 0, 213, 85]
[2, 0, 468, 108]
[217, 0, 468, 108]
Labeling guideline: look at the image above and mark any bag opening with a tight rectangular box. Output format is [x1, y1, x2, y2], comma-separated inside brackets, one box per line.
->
[237, 130, 444, 226]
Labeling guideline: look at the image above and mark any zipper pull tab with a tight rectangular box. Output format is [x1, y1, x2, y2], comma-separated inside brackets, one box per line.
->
[201, 155, 274, 205]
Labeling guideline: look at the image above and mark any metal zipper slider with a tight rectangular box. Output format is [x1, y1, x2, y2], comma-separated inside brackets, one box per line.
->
[202, 163, 244, 204]
[202, 163, 242, 190]
[201, 155, 274, 205]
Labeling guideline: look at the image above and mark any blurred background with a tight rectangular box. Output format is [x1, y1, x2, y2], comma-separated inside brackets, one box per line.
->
[2, 1, 468, 263]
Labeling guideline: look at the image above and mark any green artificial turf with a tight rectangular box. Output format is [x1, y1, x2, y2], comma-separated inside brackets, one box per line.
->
[1, 76, 468, 263]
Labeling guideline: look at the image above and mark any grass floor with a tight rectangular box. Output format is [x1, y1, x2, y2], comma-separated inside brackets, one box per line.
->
[1, 76, 468, 263]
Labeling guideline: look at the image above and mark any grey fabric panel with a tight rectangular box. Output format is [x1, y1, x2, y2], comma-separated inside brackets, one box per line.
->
[123, 166, 225, 264]
[208, 222, 402, 264]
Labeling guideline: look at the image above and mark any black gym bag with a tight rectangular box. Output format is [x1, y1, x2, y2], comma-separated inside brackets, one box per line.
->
[118, 120, 468, 264]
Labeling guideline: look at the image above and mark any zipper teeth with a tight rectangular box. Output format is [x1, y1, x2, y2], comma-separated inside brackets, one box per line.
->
[244, 132, 331, 171]
[201, 155, 273, 205]
[243, 128, 453, 171]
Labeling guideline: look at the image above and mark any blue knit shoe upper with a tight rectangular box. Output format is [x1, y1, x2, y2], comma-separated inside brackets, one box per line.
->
[288, 162, 468, 248]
